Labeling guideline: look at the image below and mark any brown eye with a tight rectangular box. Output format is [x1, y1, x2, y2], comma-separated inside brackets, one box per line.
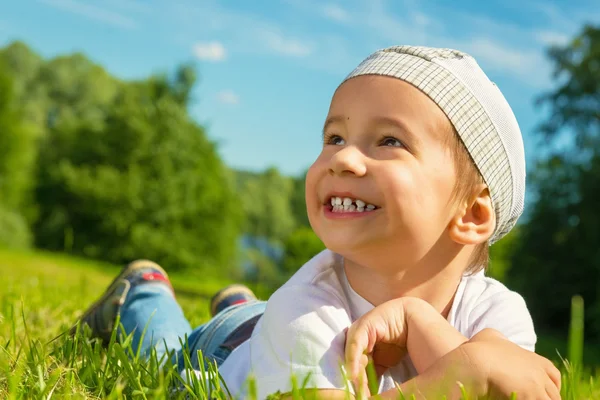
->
[325, 134, 346, 146]
[380, 136, 404, 147]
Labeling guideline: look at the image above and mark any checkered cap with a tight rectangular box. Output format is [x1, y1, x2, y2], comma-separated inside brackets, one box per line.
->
[342, 46, 526, 244]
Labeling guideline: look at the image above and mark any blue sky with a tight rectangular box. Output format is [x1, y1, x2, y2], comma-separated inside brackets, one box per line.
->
[1, 0, 598, 176]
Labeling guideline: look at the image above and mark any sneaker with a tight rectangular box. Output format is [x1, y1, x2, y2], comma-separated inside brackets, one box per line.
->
[210, 284, 257, 317]
[72, 259, 173, 342]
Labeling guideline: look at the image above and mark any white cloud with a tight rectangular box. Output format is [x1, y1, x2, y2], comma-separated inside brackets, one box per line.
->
[217, 90, 240, 105]
[261, 31, 312, 57]
[534, 30, 571, 46]
[461, 38, 548, 84]
[322, 4, 351, 23]
[411, 11, 431, 28]
[172, 0, 591, 84]
[172, 2, 315, 60]
[192, 41, 226, 61]
[38, 0, 138, 29]
[465, 38, 535, 72]
[532, 3, 578, 32]
[354, 0, 560, 87]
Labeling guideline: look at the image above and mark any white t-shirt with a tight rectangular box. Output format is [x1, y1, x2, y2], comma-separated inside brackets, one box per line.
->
[217, 250, 536, 399]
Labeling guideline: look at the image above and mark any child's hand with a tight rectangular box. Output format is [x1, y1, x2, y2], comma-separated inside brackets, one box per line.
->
[344, 298, 409, 394]
[373, 328, 562, 400]
[462, 329, 562, 399]
[345, 299, 561, 399]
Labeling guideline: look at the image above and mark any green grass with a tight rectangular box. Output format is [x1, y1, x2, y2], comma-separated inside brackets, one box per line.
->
[0, 247, 599, 399]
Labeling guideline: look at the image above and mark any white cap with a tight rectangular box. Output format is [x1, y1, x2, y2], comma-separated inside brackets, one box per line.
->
[342, 46, 526, 244]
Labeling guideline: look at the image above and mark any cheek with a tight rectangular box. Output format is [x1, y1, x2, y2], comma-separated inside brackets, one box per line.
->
[381, 164, 448, 222]
[305, 159, 325, 213]
[381, 167, 421, 209]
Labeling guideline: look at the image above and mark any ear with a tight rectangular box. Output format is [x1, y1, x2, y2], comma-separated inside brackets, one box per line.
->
[448, 185, 495, 245]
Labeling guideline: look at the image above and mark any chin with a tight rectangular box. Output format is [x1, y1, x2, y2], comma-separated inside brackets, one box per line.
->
[320, 234, 374, 257]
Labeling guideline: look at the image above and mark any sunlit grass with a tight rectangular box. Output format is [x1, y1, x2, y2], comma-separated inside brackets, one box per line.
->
[0, 247, 598, 398]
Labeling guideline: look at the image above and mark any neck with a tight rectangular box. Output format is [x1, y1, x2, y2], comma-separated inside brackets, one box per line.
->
[343, 245, 470, 317]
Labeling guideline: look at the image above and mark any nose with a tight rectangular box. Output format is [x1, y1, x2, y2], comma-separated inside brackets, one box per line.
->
[328, 145, 367, 177]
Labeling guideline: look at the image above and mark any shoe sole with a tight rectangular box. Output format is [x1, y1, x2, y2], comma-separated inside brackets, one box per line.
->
[71, 259, 169, 337]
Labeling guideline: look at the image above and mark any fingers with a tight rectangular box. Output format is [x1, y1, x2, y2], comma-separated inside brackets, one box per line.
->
[356, 370, 370, 399]
[545, 381, 561, 400]
[345, 324, 372, 380]
[347, 356, 370, 399]
[544, 360, 562, 392]
[372, 343, 406, 369]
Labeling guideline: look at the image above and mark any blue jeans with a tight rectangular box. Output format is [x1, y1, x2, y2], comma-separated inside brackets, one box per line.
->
[119, 282, 266, 370]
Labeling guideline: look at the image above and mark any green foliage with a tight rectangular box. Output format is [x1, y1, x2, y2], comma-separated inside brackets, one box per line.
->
[244, 246, 282, 295]
[0, 41, 45, 129]
[289, 170, 310, 228]
[488, 228, 519, 281]
[508, 24, 600, 340]
[235, 167, 297, 243]
[33, 72, 242, 273]
[281, 227, 325, 278]
[0, 42, 120, 137]
[0, 57, 37, 245]
[0, 60, 36, 212]
[0, 41, 243, 273]
[0, 207, 32, 248]
[537, 25, 600, 153]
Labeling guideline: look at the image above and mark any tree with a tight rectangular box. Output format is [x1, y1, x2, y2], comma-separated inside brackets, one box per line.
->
[281, 227, 325, 278]
[235, 167, 297, 244]
[508, 25, 600, 339]
[0, 60, 36, 247]
[488, 228, 520, 282]
[0, 43, 120, 138]
[0, 41, 45, 130]
[289, 169, 310, 228]
[34, 76, 242, 273]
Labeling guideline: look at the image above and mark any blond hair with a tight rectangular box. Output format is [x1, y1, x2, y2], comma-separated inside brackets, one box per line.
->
[447, 126, 489, 273]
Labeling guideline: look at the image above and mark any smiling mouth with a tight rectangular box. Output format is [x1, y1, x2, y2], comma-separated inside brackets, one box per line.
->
[326, 196, 380, 213]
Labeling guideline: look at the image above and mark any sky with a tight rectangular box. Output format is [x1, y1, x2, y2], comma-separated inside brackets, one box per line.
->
[1, 0, 599, 176]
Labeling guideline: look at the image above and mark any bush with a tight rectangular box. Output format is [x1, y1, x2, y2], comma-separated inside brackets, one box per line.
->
[281, 227, 325, 278]
[34, 80, 242, 273]
[0, 207, 32, 249]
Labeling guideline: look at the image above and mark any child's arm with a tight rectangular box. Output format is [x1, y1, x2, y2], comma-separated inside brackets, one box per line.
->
[345, 297, 560, 399]
[345, 297, 467, 381]
[377, 329, 561, 400]
[282, 330, 561, 399]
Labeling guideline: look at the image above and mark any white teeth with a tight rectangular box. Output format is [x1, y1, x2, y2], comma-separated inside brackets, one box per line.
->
[329, 196, 378, 212]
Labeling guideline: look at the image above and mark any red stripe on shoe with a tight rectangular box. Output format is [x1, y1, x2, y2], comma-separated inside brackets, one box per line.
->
[142, 272, 170, 284]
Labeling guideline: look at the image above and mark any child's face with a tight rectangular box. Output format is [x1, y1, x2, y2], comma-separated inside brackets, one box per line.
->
[306, 75, 460, 268]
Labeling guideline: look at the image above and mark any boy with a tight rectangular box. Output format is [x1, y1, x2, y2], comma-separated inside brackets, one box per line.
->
[76, 46, 561, 399]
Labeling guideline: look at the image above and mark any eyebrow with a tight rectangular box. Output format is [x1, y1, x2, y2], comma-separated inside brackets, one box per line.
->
[322, 115, 418, 145]
[322, 115, 346, 138]
[374, 116, 420, 151]
[372, 116, 412, 134]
